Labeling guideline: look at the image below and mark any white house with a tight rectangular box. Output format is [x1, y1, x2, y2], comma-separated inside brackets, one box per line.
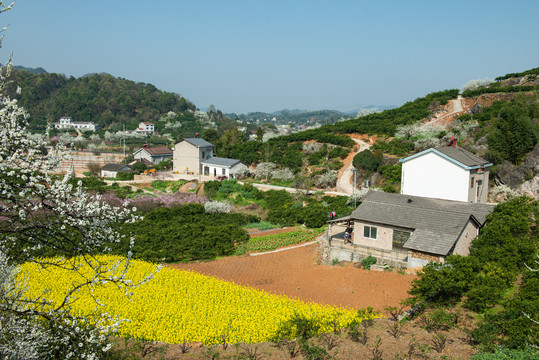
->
[399, 146, 492, 203]
[173, 138, 214, 175]
[100, 163, 131, 178]
[201, 157, 246, 178]
[54, 116, 98, 131]
[133, 145, 173, 165]
[135, 122, 155, 134]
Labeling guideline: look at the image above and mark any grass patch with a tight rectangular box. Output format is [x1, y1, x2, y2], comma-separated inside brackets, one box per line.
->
[244, 221, 282, 231]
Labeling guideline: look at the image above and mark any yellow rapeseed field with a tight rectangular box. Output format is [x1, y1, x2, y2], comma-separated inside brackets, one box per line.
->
[18, 255, 378, 344]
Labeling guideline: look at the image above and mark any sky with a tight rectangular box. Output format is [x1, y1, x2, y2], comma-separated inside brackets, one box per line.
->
[2, 1, 539, 114]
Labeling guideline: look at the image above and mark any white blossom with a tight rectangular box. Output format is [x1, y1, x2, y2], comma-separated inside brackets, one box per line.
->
[0, 16, 156, 358]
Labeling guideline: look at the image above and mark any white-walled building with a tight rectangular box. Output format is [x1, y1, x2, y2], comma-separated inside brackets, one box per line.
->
[399, 147, 492, 203]
[54, 116, 98, 131]
[100, 163, 131, 178]
[201, 157, 246, 178]
[135, 122, 155, 134]
[173, 138, 214, 174]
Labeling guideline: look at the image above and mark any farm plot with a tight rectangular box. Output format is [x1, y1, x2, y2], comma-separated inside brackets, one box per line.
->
[18, 255, 377, 345]
[239, 228, 324, 254]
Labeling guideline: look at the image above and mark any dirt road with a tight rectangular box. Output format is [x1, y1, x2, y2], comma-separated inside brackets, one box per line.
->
[335, 138, 370, 194]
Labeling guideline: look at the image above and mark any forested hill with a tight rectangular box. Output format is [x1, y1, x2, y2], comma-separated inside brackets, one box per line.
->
[6, 68, 196, 131]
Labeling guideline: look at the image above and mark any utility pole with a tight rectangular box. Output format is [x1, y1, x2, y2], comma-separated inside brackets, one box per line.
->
[352, 168, 357, 208]
[122, 124, 126, 158]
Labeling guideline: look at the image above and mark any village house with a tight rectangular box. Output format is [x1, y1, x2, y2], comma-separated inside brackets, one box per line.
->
[54, 116, 98, 131]
[134, 122, 155, 134]
[100, 163, 131, 178]
[328, 191, 494, 268]
[327, 146, 496, 268]
[201, 157, 246, 178]
[400, 146, 492, 203]
[172, 137, 246, 178]
[133, 145, 173, 165]
[173, 137, 214, 175]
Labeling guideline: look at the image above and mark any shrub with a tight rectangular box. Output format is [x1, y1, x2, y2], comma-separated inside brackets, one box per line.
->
[116, 171, 134, 180]
[205, 200, 232, 214]
[254, 162, 276, 180]
[271, 168, 295, 182]
[353, 149, 382, 172]
[313, 171, 337, 188]
[361, 255, 377, 270]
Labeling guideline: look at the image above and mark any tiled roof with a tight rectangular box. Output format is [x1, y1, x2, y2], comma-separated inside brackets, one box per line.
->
[201, 157, 242, 167]
[178, 138, 214, 148]
[400, 147, 492, 169]
[100, 163, 131, 172]
[143, 146, 172, 155]
[351, 191, 495, 255]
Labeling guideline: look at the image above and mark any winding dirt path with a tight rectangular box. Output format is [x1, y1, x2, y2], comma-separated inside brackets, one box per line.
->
[335, 138, 371, 194]
[426, 96, 466, 128]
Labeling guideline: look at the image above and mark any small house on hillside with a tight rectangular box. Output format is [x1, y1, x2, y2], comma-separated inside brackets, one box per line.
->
[173, 138, 214, 175]
[135, 122, 155, 134]
[328, 191, 494, 268]
[54, 116, 98, 131]
[100, 163, 131, 178]
[400, 146, 492, 203]
[201, 157, 246, 178]
[133, 145, 173, 165]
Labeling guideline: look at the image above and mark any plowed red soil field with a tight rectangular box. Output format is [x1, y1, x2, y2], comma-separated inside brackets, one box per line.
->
[170, 243, 416, 311]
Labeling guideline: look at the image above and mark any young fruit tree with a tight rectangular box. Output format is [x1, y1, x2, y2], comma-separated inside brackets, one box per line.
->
[0, 3, 154, 359]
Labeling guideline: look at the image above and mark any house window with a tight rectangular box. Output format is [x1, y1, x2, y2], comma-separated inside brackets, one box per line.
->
[222, 168, 226, 175]
[363, 226, 377, 239]
[392, 230, 410, 249]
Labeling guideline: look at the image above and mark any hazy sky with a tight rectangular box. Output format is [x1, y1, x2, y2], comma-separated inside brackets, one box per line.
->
[2, 1, 538, 113]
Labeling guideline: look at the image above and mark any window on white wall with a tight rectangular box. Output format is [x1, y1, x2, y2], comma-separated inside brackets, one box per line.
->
[222, 168, 226, 175]
[364, 226, 377, 239]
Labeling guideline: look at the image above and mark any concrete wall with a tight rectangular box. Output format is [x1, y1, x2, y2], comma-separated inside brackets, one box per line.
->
[173, 142, 200, 174]
[452, 218, 479, 256]
[468, 169, 490, 203]
[55, 150, 125, 175]
[173, 141, 213, 174]
[353, 221, 409, 252]
[402, 151, 470, 202]
[327, 247, 407, 268]
[203, 164, 229, 177]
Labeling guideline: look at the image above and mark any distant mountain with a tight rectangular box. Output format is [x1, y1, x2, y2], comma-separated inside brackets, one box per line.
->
[345, 105, 396, 115]
[226, 105, 395, 126]
[14, 65, 47, 74]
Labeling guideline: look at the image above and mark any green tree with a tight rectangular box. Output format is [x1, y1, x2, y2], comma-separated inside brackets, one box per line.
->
[486, 105, 538, 164]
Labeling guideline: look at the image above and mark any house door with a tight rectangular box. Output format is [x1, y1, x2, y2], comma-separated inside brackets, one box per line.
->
[213, 168, 217, 177]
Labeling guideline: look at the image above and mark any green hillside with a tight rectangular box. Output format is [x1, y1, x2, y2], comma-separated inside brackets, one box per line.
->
[7, 68, 196, 131]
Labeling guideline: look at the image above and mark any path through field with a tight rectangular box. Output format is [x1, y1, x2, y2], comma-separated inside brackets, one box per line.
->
[170, 243, 415, 311]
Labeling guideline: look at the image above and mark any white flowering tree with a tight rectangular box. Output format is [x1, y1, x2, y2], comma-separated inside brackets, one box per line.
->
[0, 4, 151, 358]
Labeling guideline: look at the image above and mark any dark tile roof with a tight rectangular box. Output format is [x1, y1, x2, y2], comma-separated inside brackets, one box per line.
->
[401, 147, 492, 169]
[350, 191, 495, 256]
[143, 146, 172, 155]
[178, 138, 214, 148]
[201, 157, 242, 167]
[100, 163, 131, 172]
